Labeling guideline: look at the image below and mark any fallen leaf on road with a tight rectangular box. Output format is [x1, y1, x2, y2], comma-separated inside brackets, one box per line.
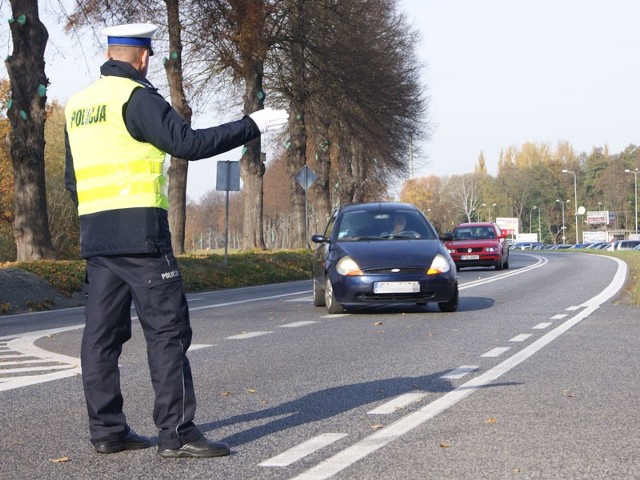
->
[485, 417, 497, 424]
[221, 391, 232, 397]
[439, 442, 451, 448]
[374, 321, 383, 325]
[49, 456, 70, 463]
[248, 388, 256, 394]
[371, 424, 384, 429]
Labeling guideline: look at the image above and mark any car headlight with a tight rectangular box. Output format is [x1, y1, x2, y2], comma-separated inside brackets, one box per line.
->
[485, 246, 497, 252]
[447, 247, 455, 254]
[427, 254, 451, 275]
[336, 256, 364, 276]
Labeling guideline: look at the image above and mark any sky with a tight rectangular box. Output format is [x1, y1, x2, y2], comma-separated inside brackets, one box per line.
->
[2, 0, 639, 201]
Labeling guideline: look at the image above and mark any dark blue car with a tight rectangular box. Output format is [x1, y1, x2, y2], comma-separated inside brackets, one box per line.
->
[311, 202, 458, 314]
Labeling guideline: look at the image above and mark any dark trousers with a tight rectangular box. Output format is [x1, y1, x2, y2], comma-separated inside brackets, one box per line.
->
[82, 253, 201, 449]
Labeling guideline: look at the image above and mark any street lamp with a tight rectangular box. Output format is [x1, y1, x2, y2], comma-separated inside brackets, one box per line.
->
[624, 168, 638, 234]
[529, 205, 537, 234]
[482, 203, 497, 222]
[561, 169, 579, 244]
[556, 199, 570, 244]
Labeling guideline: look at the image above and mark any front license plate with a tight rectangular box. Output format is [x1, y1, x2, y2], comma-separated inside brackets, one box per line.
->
[374, 281, 420, 294]
[460, 255, 479, 260]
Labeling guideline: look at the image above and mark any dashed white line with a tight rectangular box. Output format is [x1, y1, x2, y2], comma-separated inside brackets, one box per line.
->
[440, 365, 479, 380]
[226, 331, 273, 340]
[481, 347, 510, 358]
[367, 392, 429, 414]
[550, 314, 567, 320]
[259, 433, 348, 467]
[279, 321, 319, 328]
[289, 257, 627, 480]
[509, 334, 533, 342]
[533, 322, 552, 330]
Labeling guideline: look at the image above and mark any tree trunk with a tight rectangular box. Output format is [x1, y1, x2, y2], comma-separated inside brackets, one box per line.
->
[241, 58, 266, 250]
[310, 113, 332, 228]
[164, 0, 192, 255]
[5, 0, 55, 260]
[286, 1, 309, 248]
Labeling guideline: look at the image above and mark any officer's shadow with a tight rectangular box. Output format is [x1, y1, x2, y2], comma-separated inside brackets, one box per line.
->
[199, 371, 518, 447]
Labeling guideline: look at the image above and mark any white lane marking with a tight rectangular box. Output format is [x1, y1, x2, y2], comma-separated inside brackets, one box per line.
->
[189, 344, 213, 351]
[289, 256, 627, 480]
[458, 255, 547, 291]
[7, 326, 83, 365]
[481, 347, 510, 358]
[190, 290, 310, 312]
[0, 364, 77, 374]
[440, 365, 479, 380]
[226, 331, 273, 340]
[566, 305, 581, 311]
[322, 314, 350, 318]
[0, 325, 83, 392]
[0, 354, 39, 361]
[509, 334, 532, 342]
[279, 321, 319, 328]
[551, 314, 567, 320]
[259, 433, 348, 467]
[367, 392, 429, 415]
[0, 369, 82, 391]
[0, 358, 64, 366]
[533, 322, 552, 330]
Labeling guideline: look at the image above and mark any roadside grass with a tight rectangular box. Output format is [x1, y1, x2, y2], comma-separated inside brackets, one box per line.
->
[2, 249, 313, 298]
[581, 250, 640, 304]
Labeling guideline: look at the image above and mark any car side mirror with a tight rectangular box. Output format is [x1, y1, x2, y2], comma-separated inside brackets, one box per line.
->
[311, 234, 329, 244]
[441, 232, 453, 241]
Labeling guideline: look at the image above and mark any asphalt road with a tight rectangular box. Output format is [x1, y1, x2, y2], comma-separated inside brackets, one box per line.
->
[0, 251, 638, 480]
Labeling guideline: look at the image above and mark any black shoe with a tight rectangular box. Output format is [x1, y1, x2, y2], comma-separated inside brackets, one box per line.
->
[94, 430, 152, 454]
[157, 436, 230, 458]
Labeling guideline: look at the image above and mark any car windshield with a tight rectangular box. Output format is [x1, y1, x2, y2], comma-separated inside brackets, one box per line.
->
[453, 226, 496, 240]
[336, 210, 436, 241]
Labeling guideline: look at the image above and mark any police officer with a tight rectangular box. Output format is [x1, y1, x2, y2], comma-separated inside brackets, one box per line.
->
[64, 23, 288, 458]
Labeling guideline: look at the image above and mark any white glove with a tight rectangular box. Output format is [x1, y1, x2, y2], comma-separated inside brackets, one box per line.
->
[249, 107, 289, 134]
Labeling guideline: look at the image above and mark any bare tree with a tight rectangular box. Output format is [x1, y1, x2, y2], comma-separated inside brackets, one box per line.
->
[5, 0, 55, 260]
[194, 0, 286, 250]
[445, 174, 482, 222]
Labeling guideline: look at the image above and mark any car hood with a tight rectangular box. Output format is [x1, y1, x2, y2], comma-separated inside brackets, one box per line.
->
[336, 239, 443, 268]
[445, 239, 500, 248]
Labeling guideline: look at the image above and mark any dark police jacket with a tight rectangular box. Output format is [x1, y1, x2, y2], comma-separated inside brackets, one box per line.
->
[65, 60, 260, 258]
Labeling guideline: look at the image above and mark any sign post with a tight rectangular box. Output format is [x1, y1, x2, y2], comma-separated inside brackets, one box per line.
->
[216, 160, 241, 265]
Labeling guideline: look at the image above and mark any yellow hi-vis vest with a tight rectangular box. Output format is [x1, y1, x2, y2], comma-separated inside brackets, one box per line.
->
[65, 76, 167, 216]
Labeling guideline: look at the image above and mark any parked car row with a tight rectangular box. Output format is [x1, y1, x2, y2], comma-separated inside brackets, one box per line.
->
[508, 240, 640, 251]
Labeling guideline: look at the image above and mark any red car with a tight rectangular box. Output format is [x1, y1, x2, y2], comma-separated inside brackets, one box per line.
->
[442, 222, 510, 271]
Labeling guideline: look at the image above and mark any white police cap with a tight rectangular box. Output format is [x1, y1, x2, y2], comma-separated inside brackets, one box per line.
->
[103, 23, 158, 55]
